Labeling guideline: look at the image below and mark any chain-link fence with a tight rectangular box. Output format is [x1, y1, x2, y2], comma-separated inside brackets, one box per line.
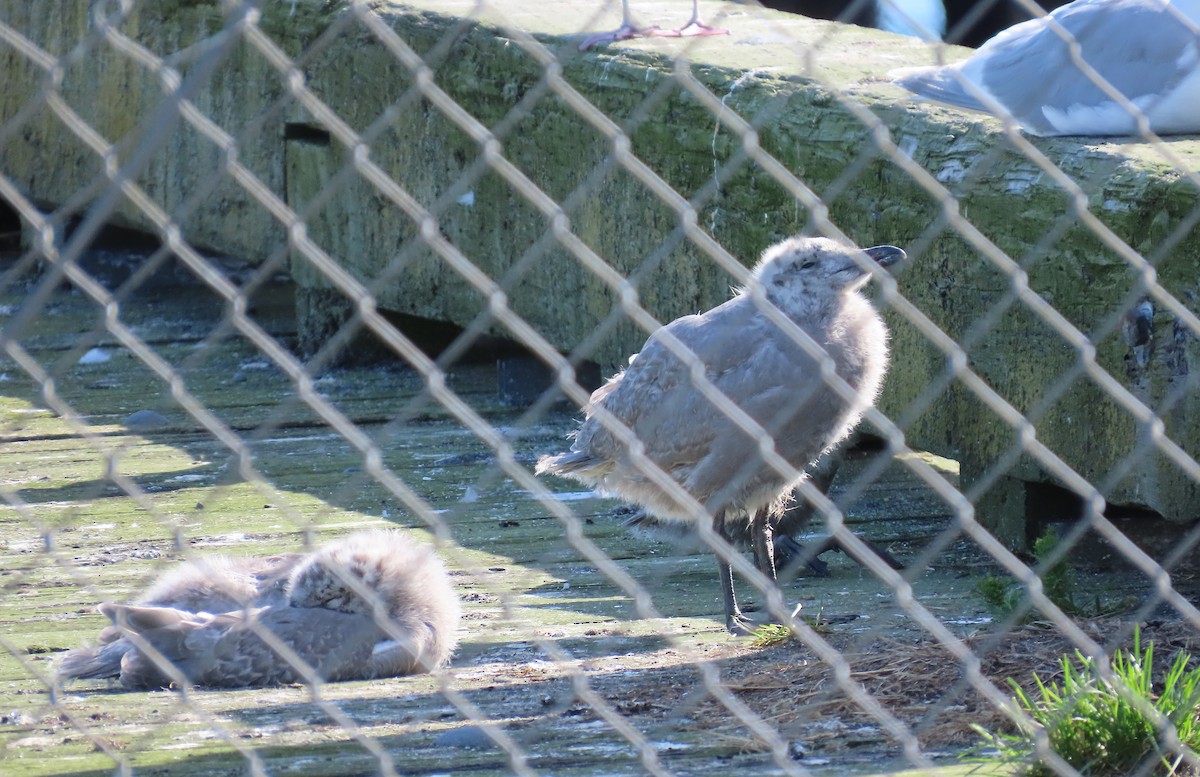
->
[2, 1, 1199, 775]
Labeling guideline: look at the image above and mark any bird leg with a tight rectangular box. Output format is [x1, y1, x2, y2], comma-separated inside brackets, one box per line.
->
[776, 533, 904, 578]
[770, 458, 839, 581]
[750, 504, 778, 581]
[663, 0, 730, 38]
[580, 0, 728, 50]
[771, 455, 909, 580]
[713, 510, 755, 635]
[579, 0, 662, 50]
[774, 534, 831, 579]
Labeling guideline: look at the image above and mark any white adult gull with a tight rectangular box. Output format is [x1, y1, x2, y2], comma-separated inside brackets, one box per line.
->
[537, 237, 903, 632]
[892, 0, 1200, 136]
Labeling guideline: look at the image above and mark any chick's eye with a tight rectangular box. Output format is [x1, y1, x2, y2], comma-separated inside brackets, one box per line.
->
[799, 260, 816, 270]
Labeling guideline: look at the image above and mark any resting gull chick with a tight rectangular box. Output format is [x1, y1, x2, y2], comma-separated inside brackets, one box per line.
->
[892, 0, 1200, 136]
[59, 529, 461, 689]
[581, 0, 729, 49]
[537, 236, 903, 632]
[56, 551, 302, 682]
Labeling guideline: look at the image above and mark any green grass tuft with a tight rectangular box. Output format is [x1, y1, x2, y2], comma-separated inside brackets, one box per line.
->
[749, 623, 794, 648]
[974, 628, 1200, 776]
[749, 610, 829, 648]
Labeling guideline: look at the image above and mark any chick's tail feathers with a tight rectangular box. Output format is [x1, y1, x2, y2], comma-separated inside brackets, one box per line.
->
[57, 603, 202, 682]
[58, 640, 129, 681]
[535, 450, 610, 480]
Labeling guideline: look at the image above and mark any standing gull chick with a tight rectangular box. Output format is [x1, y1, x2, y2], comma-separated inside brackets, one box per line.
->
[59, 529, 461, 689]
[537, 237, 903, 632]
[891, 0, 1200, 137]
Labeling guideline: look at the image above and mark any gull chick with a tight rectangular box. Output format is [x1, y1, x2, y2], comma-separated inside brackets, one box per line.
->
[59, 529, 461, 689]
[537, 236, 903, 631]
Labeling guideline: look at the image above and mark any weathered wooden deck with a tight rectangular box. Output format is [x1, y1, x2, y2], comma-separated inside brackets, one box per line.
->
[0, 251, 1144, 776]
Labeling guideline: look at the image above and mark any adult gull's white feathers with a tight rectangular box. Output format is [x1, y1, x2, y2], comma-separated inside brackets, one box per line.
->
[892, 0, 1200, 136]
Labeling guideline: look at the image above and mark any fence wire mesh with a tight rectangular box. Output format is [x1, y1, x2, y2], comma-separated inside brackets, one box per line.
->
[1, 1, 1199, 775]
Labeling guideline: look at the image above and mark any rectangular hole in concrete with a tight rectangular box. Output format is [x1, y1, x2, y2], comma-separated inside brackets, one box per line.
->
[284, 122, 332, 146]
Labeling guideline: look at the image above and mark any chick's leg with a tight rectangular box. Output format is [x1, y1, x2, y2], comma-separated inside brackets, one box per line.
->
[714, 510, 755, 634]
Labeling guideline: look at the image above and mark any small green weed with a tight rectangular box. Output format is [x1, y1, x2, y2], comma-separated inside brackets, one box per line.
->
[1034, 532, 1076, 612]
[977, 574, 1026, 614]
[749, 623, 793, 648]
[749, 610, 828, 648]
[976, 531, 1079, 618]
[974, 628, 1200, 775]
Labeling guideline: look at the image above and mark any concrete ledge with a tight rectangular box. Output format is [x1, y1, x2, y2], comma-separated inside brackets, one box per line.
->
[2, 0, 1199, 545]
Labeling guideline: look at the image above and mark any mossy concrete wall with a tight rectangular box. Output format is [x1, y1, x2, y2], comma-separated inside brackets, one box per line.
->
[1, 0, 1199, 547]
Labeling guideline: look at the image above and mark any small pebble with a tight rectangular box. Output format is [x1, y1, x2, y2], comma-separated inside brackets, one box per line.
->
[79, 348, 111, 364]
[124, 410, 169, 429]
[433, 726, 495, 750]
